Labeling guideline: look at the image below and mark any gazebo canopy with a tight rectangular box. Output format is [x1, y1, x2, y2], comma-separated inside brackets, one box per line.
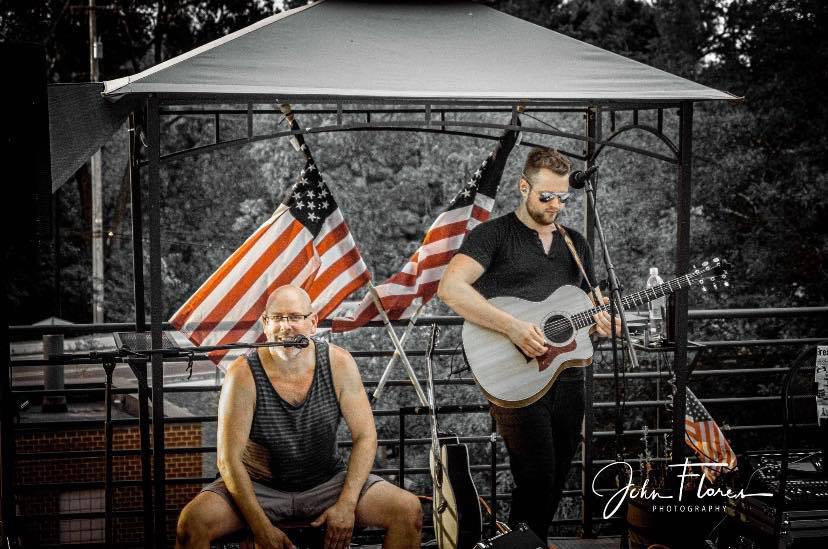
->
[50, 0, 737, 189]
[102, 0, 736, 102]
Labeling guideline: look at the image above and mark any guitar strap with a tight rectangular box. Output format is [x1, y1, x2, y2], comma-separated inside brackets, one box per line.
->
[556, 223, 602, 305]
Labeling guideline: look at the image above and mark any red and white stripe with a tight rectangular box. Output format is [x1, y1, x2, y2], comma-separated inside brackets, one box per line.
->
[171, 204, 369, 369]
[685, 419, 735, 463]
[685, 419, 737, 481]
[333, 193, 494, 331]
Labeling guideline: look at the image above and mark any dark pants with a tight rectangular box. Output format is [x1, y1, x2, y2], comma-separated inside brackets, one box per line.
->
[490, 374, 585, 541]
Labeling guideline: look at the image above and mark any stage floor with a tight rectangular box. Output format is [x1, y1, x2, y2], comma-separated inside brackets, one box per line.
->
[352, 537, 622, 548]
[548, 538, 622, 549]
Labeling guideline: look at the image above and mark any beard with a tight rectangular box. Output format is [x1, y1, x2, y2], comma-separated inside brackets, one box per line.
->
[267, 328, 307, 362]
[270, 343, 303, 362]
[526, 201, 560, 226]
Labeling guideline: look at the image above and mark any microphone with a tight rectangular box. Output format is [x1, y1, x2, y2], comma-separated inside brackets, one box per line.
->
[283, 335, 310, 348]
[569, 164, 599, 189]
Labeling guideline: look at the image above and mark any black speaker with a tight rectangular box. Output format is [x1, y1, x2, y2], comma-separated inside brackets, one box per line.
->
[473, 523, 545, 549]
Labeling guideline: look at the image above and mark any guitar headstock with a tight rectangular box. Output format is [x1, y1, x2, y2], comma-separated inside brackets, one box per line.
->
[691, 257, 731, 293]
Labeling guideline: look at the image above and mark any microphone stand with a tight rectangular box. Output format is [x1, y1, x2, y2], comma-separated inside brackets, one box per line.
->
[579, 172, 640, 546]
[132, 336, 311, 357]
[580, 171, 640, 432]
[45, 336, 311, 365]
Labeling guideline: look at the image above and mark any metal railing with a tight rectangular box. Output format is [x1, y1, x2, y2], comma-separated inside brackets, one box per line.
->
[3, 306, 826, 547]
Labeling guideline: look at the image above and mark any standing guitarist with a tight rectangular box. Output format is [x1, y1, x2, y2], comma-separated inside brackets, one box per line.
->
[437, 147, 620, 541]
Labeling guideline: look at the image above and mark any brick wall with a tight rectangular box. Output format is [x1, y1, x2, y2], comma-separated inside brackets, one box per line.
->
[15, 422, 203, 546]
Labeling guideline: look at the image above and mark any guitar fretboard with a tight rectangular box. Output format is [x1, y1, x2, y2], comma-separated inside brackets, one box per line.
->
[570, 273, 703, 330]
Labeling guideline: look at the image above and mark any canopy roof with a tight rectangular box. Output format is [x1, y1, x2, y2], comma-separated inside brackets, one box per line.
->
[103, 0, 736, 103]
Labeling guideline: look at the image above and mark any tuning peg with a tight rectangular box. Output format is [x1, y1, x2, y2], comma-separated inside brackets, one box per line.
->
[702, 260, 709, 267]
[723, 281, 730, 288]
[701, 285, 708, 292]
[713, 257, 719, 263]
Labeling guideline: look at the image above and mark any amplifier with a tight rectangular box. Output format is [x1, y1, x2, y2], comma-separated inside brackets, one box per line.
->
[473, 523, 545, 549]
[724, 495, 828, 547]
[741, 450, 828, 510]
[719, 450, 828, 547]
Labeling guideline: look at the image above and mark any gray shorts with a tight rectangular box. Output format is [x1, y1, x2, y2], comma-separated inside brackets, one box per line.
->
[202, 471, 386, 524]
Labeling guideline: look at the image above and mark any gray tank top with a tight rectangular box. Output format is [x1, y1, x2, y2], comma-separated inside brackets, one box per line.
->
[243, 339, 345, 492]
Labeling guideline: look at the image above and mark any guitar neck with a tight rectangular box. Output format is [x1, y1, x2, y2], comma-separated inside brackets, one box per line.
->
[571, 274, 698, 330]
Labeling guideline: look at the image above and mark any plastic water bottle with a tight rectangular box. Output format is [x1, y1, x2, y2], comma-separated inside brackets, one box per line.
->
[646, 267, 666, 343]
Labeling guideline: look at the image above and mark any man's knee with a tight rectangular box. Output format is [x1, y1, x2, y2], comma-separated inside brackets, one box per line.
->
[176, 504, 196, 543]
[395, 491, 423, 530]
[176, 501, 209, 545]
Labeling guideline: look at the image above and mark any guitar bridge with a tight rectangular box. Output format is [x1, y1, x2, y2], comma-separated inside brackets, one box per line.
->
[515, 341, 577, 372]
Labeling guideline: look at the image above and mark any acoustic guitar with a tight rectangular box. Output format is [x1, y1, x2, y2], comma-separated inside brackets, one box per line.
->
[427, 325, 483, 549]
[462, 258, 729, 408]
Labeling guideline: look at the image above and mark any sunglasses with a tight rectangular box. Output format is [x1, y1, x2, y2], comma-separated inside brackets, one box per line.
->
[535, 190, 572, 204]
[521, 173, 572, 203]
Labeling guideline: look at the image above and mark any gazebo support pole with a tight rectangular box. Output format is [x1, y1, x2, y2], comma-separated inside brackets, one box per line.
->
[147, 94, 167, 548]
[128, 112, 146, 332]
[671, 102, 693, 480]
[129, 110, 155, 543]
[583, 107, 598, 247]
[580, 106, 599, 538]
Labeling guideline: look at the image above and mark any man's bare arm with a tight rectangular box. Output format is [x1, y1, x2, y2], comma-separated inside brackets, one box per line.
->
[217, 359, 292, 547]
[312, 345, 377, 548]
[437, 253, 547, 357]
[331, 346, 377, 506]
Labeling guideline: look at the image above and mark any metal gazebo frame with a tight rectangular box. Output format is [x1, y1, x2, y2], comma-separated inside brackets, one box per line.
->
[129, 96, 696, 546]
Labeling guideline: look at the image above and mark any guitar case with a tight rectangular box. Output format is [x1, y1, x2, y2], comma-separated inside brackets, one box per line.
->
[427, 325, 483, 549]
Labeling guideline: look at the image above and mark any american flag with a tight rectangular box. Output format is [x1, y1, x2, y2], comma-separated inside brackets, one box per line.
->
[684, 387, 738, 480]
[332, 115, 520, 332]
[170, 116, 370, 368]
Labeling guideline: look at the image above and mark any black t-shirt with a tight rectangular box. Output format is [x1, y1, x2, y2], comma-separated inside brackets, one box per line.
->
[458, 212, 596, 381]
[458, 212, 595, 301]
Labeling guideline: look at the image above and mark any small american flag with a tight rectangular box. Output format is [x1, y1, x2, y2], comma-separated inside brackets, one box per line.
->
[685, 387, 738, 480]
[332, 115, 520, 332]
[170, 116, 370, 369]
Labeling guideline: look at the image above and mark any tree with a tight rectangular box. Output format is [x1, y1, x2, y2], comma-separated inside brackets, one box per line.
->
[1, 0, 280, 323]
[695, 0, 828, 305]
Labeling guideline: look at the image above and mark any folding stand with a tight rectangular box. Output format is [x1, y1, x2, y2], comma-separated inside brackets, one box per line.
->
[367, 283, 428, 406]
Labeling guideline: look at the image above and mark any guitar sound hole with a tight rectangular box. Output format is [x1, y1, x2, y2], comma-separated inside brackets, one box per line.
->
[543, 314, 573, 344]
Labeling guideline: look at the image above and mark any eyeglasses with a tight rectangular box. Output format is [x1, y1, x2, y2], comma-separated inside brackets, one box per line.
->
[262, 313, 313, 324]
[536, 191, 572, 204]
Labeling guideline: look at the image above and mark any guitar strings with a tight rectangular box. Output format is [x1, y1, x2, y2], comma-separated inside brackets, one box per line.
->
[540, 271, 711, 339]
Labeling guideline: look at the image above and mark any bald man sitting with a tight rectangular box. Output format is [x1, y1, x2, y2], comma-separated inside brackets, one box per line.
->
[176, 285, 422, 549]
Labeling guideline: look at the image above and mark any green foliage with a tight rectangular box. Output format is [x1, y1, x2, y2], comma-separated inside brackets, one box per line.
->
[550, 0, 661, 62]
[0, 0, 273, 81]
